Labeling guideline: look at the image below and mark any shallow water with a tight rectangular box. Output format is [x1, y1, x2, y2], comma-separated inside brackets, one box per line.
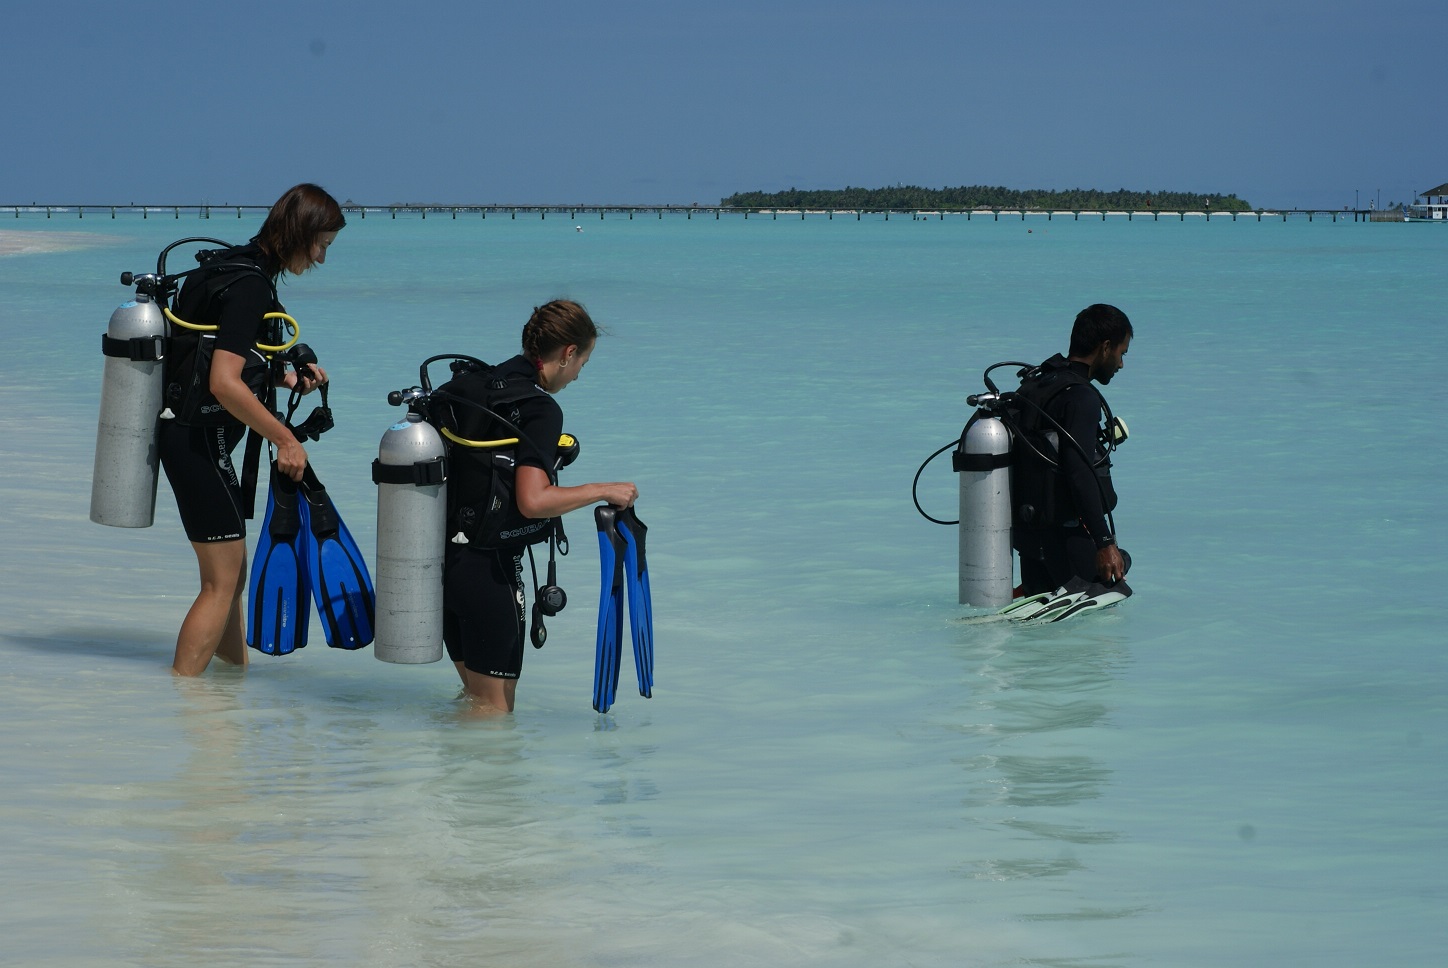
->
[1, 213, 1444, 966]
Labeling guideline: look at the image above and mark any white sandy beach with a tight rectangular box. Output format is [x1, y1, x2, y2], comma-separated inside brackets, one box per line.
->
[0, 229, 123, 256]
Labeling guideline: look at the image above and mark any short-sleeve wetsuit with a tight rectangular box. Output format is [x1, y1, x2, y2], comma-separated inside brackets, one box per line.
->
[157, 247, 278, 543]
[441, 355, 563, 679]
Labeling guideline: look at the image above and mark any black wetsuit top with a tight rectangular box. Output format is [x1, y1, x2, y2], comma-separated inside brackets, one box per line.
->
[1044, 360, 1117, 544]
[158, 243, 284, 541]
[1012, 356, 1126, 593]
[168, 243, 281, 426]
[437, 354, 563, 478]
[439, 354, 563, 679]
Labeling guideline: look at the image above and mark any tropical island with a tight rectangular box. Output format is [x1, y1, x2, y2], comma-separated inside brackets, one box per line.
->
[719, 185, 1253, 212]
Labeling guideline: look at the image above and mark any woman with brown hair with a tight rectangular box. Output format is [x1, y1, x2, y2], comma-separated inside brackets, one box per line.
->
[158, 183, 345, 675]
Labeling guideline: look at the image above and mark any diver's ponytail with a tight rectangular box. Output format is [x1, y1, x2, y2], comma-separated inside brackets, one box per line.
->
[521, 300, 597, 361]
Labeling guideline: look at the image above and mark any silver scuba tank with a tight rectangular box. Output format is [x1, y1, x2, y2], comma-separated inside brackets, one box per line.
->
[90, 290, 167, 528]
[956, 410, 1014, 607]
[373, 411, 448, 663]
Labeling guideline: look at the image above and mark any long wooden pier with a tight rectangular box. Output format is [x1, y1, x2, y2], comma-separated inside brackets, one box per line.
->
[0, 203, 1392, 223]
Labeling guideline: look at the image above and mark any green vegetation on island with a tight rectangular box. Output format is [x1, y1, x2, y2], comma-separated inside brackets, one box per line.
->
[720, 186, 1254, 212]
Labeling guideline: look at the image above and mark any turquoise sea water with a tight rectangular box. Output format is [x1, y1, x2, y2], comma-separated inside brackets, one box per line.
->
[1, 212, 1444, 967]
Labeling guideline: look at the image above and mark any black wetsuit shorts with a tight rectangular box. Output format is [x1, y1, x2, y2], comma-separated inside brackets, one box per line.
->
[158, 420, 247, 543]
[443, 546, 526, 679]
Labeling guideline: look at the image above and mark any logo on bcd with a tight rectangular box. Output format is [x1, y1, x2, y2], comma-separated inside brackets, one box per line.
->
[501, 521, 546, 541]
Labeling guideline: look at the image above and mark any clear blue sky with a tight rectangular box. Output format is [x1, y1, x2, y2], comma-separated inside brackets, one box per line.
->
[4, 0, 1442, 209]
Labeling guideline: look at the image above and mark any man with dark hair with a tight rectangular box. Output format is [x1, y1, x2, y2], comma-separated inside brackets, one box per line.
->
[1011, 304, 1133, 596]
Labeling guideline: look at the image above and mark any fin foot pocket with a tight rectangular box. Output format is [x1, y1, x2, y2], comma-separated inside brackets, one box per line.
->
[247, 463, 310, 655]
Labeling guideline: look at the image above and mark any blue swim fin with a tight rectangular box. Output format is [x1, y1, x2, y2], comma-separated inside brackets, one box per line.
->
[298, 463, 376, 650]
[617, 506, 653, 698]
[593, 505, 626, 713]
[247, 463, 311, 655]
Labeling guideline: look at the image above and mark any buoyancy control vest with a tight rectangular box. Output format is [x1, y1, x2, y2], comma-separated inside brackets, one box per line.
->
[1009, 354, 1116, 529]
[430, 363, 564, 552]
[164, 243, 283, 427]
